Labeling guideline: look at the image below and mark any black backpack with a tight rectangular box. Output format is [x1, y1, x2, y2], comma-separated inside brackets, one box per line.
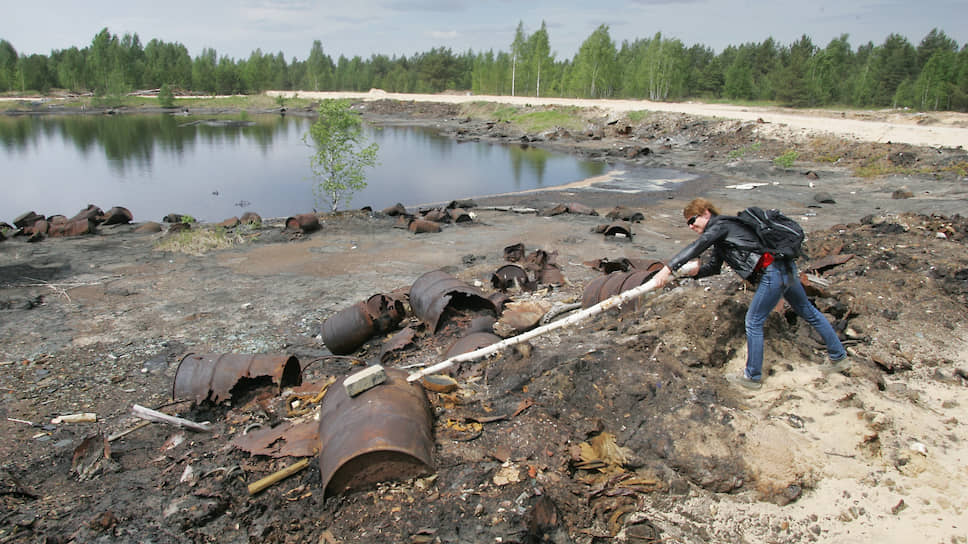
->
[736, 206, 805, 259]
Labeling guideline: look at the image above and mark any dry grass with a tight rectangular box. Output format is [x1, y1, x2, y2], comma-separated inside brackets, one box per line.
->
[153, 227, 246, 256]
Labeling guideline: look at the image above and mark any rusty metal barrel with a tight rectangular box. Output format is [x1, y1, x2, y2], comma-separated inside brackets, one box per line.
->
[321, 302, 376, 356]
[100, 206, 133, 225]
[318, 367, 434, 497]
[49, 218, 96, 237]
[581, 260, 666, 309]
[409, 219, 441, 233]
[172, 353, 302, 404]
[285, 213, 320, 233]
[322, 293, 407, 356]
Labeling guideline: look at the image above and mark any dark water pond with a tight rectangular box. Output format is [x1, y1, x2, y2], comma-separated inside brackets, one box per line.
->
[0, 114, 690, 224]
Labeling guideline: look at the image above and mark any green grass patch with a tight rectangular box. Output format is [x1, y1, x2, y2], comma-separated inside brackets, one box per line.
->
[626, 110, 651, 123]
[154, 226, 245, 256]
[851, 153, 930, 178]
[727, 141, 762, 159]
[511, 109, 585, 133]
[940, 160, 968, 177]
[459, 103, 586, 133]
[773, 149, 799, 168]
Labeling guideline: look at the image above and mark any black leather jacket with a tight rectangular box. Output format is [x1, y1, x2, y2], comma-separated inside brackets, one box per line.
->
[667, 215, 764, 280]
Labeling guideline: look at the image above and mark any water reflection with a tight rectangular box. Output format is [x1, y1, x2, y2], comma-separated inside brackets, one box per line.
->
[1, 114, 612, 223]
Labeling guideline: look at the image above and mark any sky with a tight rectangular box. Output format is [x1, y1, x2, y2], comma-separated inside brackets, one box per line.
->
[3, 0, 966, 62]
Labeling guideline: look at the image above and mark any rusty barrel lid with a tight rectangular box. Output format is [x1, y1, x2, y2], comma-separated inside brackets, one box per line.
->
[318, 368, 434, 497]
[491, 264, 529, 291]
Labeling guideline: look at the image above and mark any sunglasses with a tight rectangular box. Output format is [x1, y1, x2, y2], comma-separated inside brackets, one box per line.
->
[687, 215, 698, 226]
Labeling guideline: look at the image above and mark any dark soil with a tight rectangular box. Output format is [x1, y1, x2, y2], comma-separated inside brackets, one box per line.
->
[1, 100, 967, 543]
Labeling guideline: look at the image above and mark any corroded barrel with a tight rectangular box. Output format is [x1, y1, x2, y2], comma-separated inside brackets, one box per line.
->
[318, 368, 434, 497]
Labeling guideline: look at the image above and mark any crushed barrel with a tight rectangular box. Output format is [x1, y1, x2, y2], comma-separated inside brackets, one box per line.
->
[318, 368, 434, 497]
[172, 353, 302, 404]
[409, 271, 496, 333]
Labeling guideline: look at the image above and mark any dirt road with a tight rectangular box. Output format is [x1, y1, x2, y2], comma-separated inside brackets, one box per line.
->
[273, 90, 968, 149]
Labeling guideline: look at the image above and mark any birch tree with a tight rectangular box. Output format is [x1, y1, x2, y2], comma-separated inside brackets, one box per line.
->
[527, 22, 552, 97]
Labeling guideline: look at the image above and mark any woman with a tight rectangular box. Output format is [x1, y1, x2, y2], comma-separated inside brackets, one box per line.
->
[651, 198, 849, 389]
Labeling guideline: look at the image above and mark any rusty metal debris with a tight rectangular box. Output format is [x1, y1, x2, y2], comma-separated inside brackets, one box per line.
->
[72, 434, 113, 481]
[100, 206, 133, 225]
[491, 263, 530, 291]
[285, 213, 320, 233]
[69, 204, 102, 223]
[50, 218, 96, 237]
[321, 294, 407, 356]
[381, 327, 418, 363]
[163, 213, 191, 223]
[14, 211, 44, 229]
[420, 208, 448, 223]
[420, 374, 458, 393]
[541, 202, 599, 217]
[240, 211, 262, 224]
[443, 331, 503, 358]
[581, 261, 665, 309]
[584, 257, 633, 274]
[488, 292, 512, 313]
[449, 208, 472, 223]
[503, 243, 525, 262]
[807, 253, 855, 274]
[232, 419, 319, 458]
[410, 270, 496, 333]
[605, 206, 644, 223]
[382, 203, 408, 216]
[317, 367, 434, 497]
[494, 301, 553, 337]
[409, 219, 442, 233]
[172, 353, 302, 404]
[594, 222, 634, 238]
[492, 246, 566, 290]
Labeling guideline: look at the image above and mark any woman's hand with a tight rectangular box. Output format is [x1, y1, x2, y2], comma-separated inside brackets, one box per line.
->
[652, 265, 673, 288]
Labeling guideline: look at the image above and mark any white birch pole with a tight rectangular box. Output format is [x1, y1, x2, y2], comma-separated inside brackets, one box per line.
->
[406, 261, 698, 383]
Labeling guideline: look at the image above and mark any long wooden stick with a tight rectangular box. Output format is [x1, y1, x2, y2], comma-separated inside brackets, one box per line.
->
[247, 458, 310, 495]
[131, 404, 212, 432]
[406, 261, 698, 383]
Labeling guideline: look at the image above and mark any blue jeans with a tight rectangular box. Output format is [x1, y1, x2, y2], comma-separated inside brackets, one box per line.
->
[744, 261, 846, 381]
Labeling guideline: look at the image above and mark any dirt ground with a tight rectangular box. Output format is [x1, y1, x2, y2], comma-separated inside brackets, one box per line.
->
[1, 97, 967, 544]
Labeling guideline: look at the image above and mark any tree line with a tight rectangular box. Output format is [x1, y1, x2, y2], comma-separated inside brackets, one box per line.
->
[2, 24, 966, 111]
